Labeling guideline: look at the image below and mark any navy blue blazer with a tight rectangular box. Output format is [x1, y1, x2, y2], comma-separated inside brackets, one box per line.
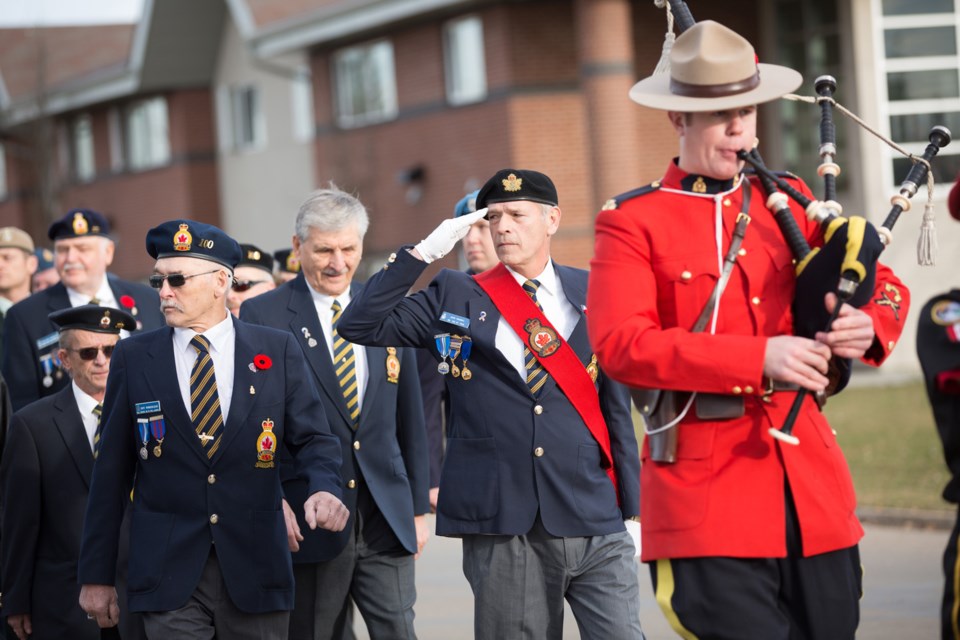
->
[1, 386, 102, 639]
[338, 249, 641, 538]
[240, 275, 429, 562]
[2, 276, 164, 411]
[77, 317, 343, 614]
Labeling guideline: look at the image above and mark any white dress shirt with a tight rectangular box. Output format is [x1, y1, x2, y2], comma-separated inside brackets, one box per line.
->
[309, 286, 367, 411]
[495, 261, 580, 382]
[172, 313, 236, 424]
[71, 381, 102, 452]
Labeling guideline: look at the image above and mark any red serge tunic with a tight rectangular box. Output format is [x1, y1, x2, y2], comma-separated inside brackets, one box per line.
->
[587, 161, 908, 561]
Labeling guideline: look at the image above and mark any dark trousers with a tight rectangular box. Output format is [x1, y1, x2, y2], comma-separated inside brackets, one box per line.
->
[942, 505, 960, 640]
[650, 490, 862, 640]
[141, 550, 288, 640]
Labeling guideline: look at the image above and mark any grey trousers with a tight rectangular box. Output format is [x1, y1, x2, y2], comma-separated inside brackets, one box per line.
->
[141, 551, 289, 640]
[289, 526, 417, 640]
[461, 516, 644, 640]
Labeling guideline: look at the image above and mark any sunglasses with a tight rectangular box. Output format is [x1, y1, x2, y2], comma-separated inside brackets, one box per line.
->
[149, 270, 220, 289]
[67, 345, 116, 361]
[231, 279, 269, 293]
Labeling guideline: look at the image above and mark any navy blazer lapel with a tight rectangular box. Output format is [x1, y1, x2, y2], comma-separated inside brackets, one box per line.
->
[360, 344, 384, 425]
[45, 283, 71, 314]
[221, 317, 256, 458]
[52, 386, 94, 487]
[143, 327, 208, 465]
[286, 278, 353, 426]
[468, 288, 530, 396]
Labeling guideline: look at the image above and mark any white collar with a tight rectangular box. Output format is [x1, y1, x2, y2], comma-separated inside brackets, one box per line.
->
[172, 312, 235, 355]
[504, 260, 558, 297]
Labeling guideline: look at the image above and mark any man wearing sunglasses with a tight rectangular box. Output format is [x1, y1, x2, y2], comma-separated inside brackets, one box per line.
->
[226, 244, 276, 317]
[78, 219, 347, 640]
[2, 209, 165, 412]
[1, 304, 136, 640]
[241, 188, 429, 640]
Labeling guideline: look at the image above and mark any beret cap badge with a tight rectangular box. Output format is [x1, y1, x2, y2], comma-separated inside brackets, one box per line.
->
[173, 224, 193, 252]
[100, 310, 111, 328]
[72, 213, 89, 236]
[502, 173, 523, 192]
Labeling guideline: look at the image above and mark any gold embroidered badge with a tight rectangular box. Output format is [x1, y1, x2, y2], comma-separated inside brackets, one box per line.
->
[502, 173, 523, 192]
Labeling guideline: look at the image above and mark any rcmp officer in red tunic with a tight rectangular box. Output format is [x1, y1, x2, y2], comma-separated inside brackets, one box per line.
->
[918, 178, 960, 640]
[77, 219, 347, 639]
[337, 169, 644, 639]
[587, 21, 909, 639]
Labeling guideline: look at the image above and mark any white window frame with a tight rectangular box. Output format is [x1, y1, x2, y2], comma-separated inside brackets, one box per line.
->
[291, 67, 315, 143]
[72, 113, 96, 183]
[124, 96, 171, 171]
[107, 107, 125, 172]
[333, 40, 398, 129]
[872, 1, 960, 190]
[230, 84, 267, 151]
[443, 15, 487, 106]
[0, 142, 7, 200]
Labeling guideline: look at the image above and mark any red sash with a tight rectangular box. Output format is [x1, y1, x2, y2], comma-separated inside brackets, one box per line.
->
[474, 264, 618, 498]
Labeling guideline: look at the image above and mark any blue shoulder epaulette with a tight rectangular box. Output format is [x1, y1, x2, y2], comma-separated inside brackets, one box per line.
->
[601, 181, 662, 210]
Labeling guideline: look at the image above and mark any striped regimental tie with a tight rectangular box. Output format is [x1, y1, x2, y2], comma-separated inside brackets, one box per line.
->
[522, 279, 550, 396]
[190, 335, 224, 457]
[92, 402, 103, 458]
[331, 300, 360, 428]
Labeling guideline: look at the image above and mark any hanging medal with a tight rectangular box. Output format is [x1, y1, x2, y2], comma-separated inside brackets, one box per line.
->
[149, 415, 166, 458]
[460, 336, 473, 381]
[137, 418, 150, 460]
[52, 351, 63, 380]
[40, 354, 54, 388]
[435, 333, 451, 374]
[448, 335, 463, 378]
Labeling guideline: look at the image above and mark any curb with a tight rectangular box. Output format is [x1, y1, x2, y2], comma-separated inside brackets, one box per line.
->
[857, 506, 954, 531]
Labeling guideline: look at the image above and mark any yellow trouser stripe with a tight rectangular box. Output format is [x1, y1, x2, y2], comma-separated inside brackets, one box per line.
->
[654, 559, 699, 640]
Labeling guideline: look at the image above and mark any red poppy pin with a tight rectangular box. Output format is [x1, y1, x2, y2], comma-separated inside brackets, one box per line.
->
[120, 295, 139, 316]
[253, 354, 272, 370]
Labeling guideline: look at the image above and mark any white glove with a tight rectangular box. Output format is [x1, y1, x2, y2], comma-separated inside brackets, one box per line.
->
[624, 518, 641, 558]
[414, 208, 488, 263]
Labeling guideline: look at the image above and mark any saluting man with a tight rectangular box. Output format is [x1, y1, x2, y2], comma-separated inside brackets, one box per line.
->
[1, 305, 135, 640]
[241, 187, 429, 640]
[77, 219, 347, 640]
[337, 169, 644, 639]
[2, 209, 165, 411]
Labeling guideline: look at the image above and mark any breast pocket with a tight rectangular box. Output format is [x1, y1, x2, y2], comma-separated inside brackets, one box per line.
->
[654, 255, 719, 330]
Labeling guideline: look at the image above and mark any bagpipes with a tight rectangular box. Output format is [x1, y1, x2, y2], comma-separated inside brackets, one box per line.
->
[644, 0, 951, 455]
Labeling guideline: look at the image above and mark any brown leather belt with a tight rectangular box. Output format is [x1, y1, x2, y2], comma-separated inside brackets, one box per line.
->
[694, 380, 805, 419]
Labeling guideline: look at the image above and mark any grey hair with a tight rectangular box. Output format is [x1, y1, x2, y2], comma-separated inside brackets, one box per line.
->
[295, 185, 370, 242]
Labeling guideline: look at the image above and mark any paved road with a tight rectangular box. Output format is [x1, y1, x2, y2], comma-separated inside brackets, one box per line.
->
[352, 519, 946, 638]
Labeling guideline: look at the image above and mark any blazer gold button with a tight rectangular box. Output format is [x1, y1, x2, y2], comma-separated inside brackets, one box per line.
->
[534, 447, 544, 457]
[744, 386, 754, 394]
[209, 514, 219, 524]
[347, 479, 356, 489]
[888, 340, 895, 350]
[732, 386, 742, 395]
[723, 198, 732, 207]
[738, 248, 747, 256]
[353, 441, 360, 450]
[751, 296, 761, 305]
[534, 405, 543, 415]
[207, 474, 216, 484]
[680, 270, 692, 281]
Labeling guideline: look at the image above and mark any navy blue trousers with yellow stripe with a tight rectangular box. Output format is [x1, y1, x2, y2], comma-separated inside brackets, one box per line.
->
[649, 488, 861, 639]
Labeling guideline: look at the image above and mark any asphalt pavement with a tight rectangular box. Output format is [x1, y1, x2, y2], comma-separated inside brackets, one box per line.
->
[352, 517, 948, 639]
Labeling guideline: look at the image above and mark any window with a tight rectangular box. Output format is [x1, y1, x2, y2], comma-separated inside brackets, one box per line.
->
[72, 114, 95, 182]
[333, 40, 397, 128]
[444, 15, 487, 105]
[876, 0, 960, 185]
[0, 142, 7, 200]
[291, 67, 314, 143]
[230, 85, 266, 150]
[125, 97, 171, 171]
[108, 107, 124, 172]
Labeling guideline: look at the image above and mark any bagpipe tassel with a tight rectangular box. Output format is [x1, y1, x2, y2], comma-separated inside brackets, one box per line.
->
[653, 0, 675, 75]
[918, 201, 938, 266]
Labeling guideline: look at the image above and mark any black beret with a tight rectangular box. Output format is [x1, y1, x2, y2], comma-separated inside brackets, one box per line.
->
[145, 219, 242, 269]
[238, 244, 275, 274]
[49, 305, 136, 334]
[476, 169, 558, 209]
[273, 248, 301, 274]
[48, 208, 111, 241]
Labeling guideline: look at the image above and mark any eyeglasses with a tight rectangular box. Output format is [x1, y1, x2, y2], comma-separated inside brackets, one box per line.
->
[149, 270, 220, 289]
[67, 345, 116, 361]
[231, 279, 269, 293]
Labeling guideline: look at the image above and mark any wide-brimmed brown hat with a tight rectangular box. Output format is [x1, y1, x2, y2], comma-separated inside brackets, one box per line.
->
[629, 20, 802, 112]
